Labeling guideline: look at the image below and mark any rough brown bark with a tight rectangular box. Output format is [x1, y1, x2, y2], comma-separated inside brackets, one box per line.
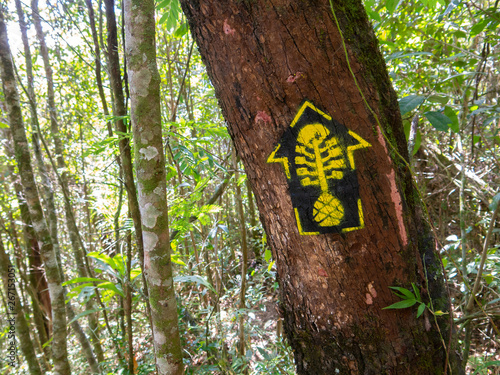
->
[179, 0, 461, 373]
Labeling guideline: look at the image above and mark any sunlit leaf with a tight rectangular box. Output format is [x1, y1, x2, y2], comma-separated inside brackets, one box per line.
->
[389, 286, 416, 300]
[386, 0, 401, 14]
[264, 249, 272, 263]
[97, 281, 124, 297]
[382, 299, 417, 309]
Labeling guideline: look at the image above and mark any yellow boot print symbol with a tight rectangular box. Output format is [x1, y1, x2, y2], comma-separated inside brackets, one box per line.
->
[267, 100, 371, 235]
[295, 124, 346, 226]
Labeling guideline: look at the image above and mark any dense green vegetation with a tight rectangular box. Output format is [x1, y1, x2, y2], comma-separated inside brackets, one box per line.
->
[0, 0, 498, 373]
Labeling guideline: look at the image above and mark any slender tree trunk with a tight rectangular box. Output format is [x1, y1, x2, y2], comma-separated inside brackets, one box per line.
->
[1, 129, 52, 363]
[124, 0, 183, 373]
[104, 0, 152, 321]
[125, 223, 134, 374]
[84, 0, 112, 134]
[13, 3, 55, 348]
[29, 2, 104, 368]
[179, 0, 462, 373]
[233, 149, 248, 359]
[31, 0, 87, 283]
[0, 237, 42, 375]
[245, 178, 260, 261]
[14, 0, 58, 248]
[0, 9, 71, 374]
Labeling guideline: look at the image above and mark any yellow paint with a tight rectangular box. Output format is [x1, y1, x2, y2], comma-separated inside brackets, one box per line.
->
[294, 208, 320, 235]
[313, 192, 344, 226]
[289, 101, 331, 128]
[342, 199, 365, 233]
[268, 100, 371, 234]
[346, 130, 372, 169]
[267, 144, 291, 179]
[294, 123, 347, 226]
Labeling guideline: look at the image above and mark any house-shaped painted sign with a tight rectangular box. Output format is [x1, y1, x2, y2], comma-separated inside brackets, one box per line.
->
[267, 101, 371, 235]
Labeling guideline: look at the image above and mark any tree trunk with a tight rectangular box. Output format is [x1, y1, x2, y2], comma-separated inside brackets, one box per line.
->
[1, 127, 52, 364]
[179, 0, 462, 373]
[0, 237, 42, 375]
[233, 149, 248, 359]
[104, 0, 152, 322]
[0, 9, 71, 375]
[123, 0, 183, 373]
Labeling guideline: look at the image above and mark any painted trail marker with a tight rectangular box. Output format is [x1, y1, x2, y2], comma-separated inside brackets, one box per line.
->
[267, 101, 371, 235]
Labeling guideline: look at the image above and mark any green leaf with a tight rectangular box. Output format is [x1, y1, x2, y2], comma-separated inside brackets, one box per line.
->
[171, 253, 186, 266]
[453, 30, 467, 39]
[174, 275, 216, 293]
[383, 299, 417, 309]
[424, 111, 452, 131]
[42, 336, 53, 348]
[88, 252, 118, 271]
[470, 19, 490, 37]
[427, 95, 449, 105]
[443, 106, 459, 133]
[256, 347, 271, 361]
[173, 22, 188, 38]
[411, 283, 421, 301]
[389, 286, 416, 300]
[385, 0, 400, 14]
[130, 268, 142, 280]
[367, 10, 382, 22]
[113, 254, 126, 276]
[156, 0, 170, 10]
[0, 122, 9, 128]
[267, 261, 275, 272]
[483, 274, 494, 285]
[62, 277, 104, 286]
[67, 307, 114, 325]
[489, 193, 500, 211]
[264, 249, 272, 263]
[432, 310, 448, 316]
[159, 12, 169, 24]
[416, 303, 426, 318]
[399, 95, 425, 116]
[97, 281, 124, 297]
[439, 0, 461, 21]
